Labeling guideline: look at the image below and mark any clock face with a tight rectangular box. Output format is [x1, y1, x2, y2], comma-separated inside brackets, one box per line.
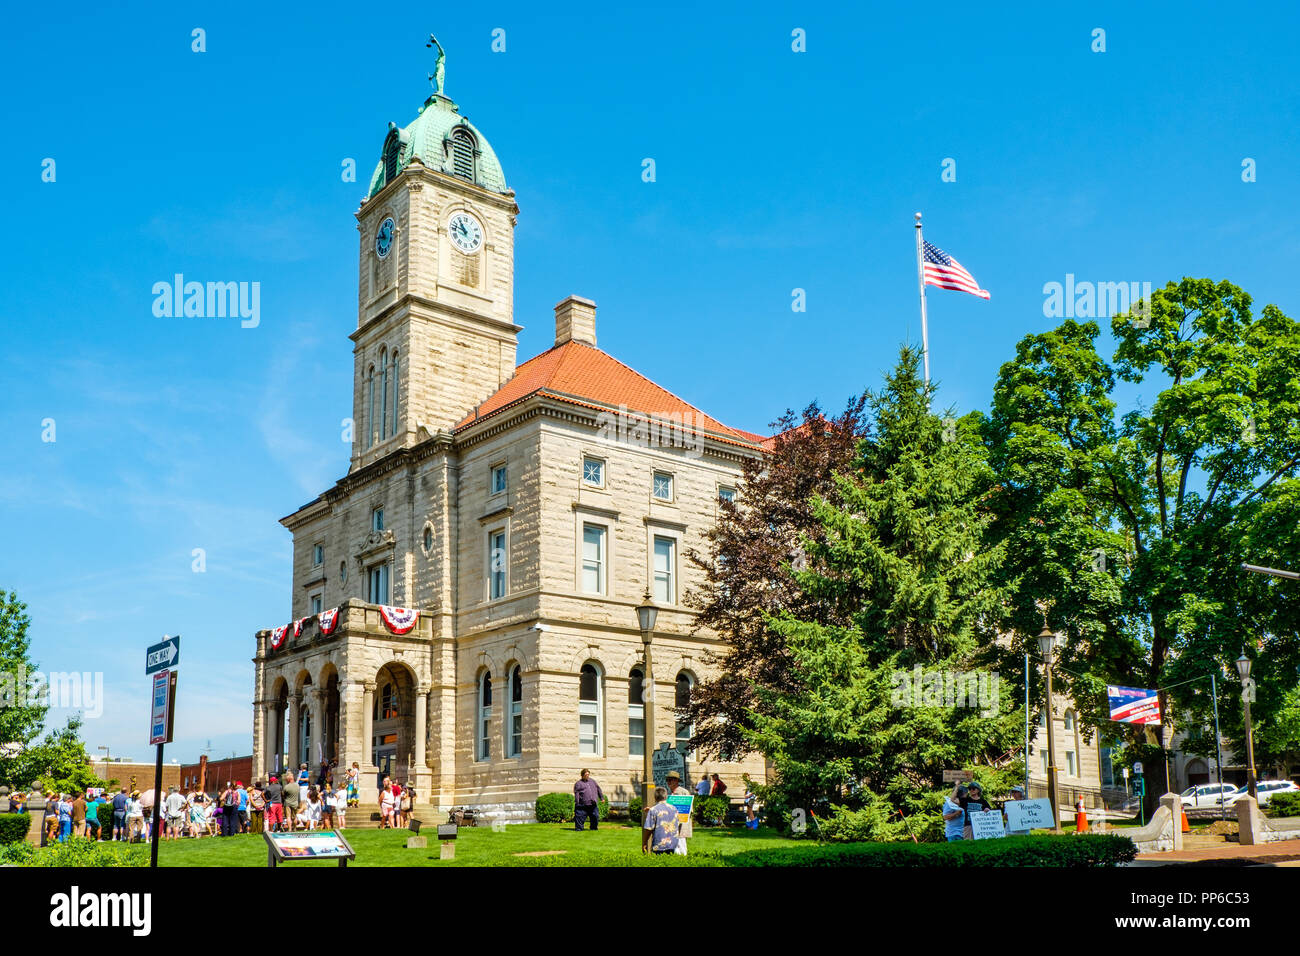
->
[375, 217, 395, 259]
[448, 212, 483, 254]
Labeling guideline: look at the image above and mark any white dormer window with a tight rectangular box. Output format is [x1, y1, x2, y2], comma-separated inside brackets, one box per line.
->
[582, 457, 604, 488]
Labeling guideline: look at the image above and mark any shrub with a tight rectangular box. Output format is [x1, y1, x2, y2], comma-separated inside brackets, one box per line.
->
[95, 801, 115, 837]
[693, 796, 729, 826]
[534, 793, 609, 823]
[724, 833, 1137, 868]
[500, 850, 725, 867]
[1265, 791, 1300, 819]
[0, 836, 146, 867]
[818, 801, 907, 843]
[628, 796, 643, 822]
[0, 813, 31, 845]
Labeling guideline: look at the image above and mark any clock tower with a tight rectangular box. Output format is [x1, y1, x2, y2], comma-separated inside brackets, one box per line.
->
[350, 56, 520, 472]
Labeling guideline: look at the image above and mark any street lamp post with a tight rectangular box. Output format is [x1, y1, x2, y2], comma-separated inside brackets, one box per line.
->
[636, 590, 658, 822]
[1236, 652, 1258, 802]
[1037, 626, 1062, 832]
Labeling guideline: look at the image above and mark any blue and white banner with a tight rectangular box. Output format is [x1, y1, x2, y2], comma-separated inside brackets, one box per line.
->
[1107, 685, 1161, 725]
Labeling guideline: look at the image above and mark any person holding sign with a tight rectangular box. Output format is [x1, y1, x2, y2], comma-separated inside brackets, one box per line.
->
[942, 784, 967, 842]
[641, 787, 682, 855]
[962, 781, 989, 840]
[665, 770, 693, 851]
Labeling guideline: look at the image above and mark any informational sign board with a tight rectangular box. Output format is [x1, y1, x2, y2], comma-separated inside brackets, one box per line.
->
[264, 829, 356, 867]
[148, 670, 174, 745]
[970, 809, 1006, 840]
[1004, 798, 1055, 832]
[665, 793, 693, 828]
[1132, 761, 1144, 775]
[942, 770, 974, 783]
[145, 636, 180, 675]
[651, 743, 686, 788]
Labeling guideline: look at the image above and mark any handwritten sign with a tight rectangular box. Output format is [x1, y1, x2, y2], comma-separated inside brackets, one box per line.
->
[1004, 798, 1055, 832]
[970, 809, 1006, 840]
[942, 770, 974, 783]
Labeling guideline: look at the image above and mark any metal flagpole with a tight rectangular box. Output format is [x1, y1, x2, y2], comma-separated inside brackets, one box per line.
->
[914, 212, 930, 385]
[1024, 653, 1031, 797]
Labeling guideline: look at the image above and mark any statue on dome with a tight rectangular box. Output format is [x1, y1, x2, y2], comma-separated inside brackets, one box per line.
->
[427, 34, 446, 95]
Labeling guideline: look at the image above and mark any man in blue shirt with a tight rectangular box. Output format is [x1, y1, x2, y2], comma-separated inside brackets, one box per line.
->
[111, 787, 129, 841]
[642, 787, 681, 854]
[572, 769, 603, 831]
[943, 784, 967, 842]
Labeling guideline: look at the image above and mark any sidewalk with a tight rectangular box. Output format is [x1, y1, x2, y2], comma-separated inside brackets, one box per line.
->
[1136, 840, 1300, 865]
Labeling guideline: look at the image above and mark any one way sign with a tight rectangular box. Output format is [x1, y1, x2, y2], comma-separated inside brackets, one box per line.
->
[145, 636, 181, 675]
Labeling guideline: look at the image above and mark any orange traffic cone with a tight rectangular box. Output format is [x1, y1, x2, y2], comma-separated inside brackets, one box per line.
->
[1075, 808, 1089, 832]
[1181, 808, 1190, 833]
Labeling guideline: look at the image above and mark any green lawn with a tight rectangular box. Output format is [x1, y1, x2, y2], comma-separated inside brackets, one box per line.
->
[156, 823, 793, 867]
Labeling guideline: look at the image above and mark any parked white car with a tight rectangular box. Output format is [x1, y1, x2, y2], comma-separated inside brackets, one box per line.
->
[1226, 780, 1300, 806]
[1180, 782, 1240, 807]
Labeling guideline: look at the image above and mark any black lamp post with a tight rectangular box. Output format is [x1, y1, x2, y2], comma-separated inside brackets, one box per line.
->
[1037, 626, 1061, 832]
[1235, 652, 1258, 802]
[636, 590, 658, 819]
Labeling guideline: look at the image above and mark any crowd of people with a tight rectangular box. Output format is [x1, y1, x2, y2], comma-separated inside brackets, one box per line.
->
[941, 781, 1028, 841]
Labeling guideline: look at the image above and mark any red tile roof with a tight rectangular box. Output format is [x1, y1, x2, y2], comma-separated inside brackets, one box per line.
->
[455, 340, 765, 448]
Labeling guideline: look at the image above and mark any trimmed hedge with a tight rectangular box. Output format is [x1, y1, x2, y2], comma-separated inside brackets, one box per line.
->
[534, 793, 610, 823]
[500, 850, 725, 867]
[0, 813, 31, 845]
[1265, 791, 1300, 819]
[95, 801, 116, 836]
[628, 796, 643, 822]
[724, 833, 1137, 868]
[693, 796, 729, 826]
[0, 836, 146, 867]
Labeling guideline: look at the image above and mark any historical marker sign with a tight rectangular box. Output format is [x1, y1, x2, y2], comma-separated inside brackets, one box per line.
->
[651, 743, 686, 788]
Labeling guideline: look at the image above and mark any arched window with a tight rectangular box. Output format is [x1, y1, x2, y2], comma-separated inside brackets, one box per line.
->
[578, 663, 602, 756]
[382, 131, 401, 184]
[390, 350, 399, 438]
[675, 672, 694, 754]
[450, 128, 475, 182]
[374, 682, 397, 720]
[477, 672, 492, 761]
[627, 667, 645, 757]
[1063, 709, 1076, 732]
[366, 366, 376, 448]
[379, 348, 389, 441]
[506, 665, 523, 758]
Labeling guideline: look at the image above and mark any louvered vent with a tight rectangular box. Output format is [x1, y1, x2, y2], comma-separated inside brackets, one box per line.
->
[451, 128, 475, 182]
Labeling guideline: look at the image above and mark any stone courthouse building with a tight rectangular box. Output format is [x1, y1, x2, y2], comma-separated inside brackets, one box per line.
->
[251, 57, 767, 819]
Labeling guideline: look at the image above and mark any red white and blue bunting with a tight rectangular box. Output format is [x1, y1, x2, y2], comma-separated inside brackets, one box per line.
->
[318, 607, 340, 635]
[379, 605, 419, 635]
[292, 616, 311, 638]
[270, 625, 289, 650]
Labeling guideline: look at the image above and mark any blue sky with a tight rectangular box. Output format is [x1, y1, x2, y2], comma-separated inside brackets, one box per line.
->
[2, 2, 1298, 763]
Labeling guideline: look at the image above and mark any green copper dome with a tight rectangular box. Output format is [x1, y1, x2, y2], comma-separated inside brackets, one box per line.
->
[367, 93, 509, 198]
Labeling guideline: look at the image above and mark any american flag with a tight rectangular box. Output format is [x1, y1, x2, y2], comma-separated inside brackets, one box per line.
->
[923, 240, 990, 299]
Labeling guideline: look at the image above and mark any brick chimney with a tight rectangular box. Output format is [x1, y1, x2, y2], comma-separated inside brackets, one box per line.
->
[554, 295, 597, 347]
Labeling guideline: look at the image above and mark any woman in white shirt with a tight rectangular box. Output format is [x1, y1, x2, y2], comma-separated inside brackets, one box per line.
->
[297, 787, 322, 830]
[126, 792, 145, 842]
[333, 786, 348, 828]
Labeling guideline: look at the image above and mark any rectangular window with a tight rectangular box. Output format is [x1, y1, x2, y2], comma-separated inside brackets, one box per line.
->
[581, 524, 606, 594]
[628, 706, 645, 757]
[491, 463, 507, 495]
[1066, 751, 1077, 776]
[718, 486, 736, 504]
[312, 543, 324, 566]
[489, 529, 507, 600]
[653, 536, 675, 604]
[653, 472, 673, 501]
[367, 563, 389, 604]
[310, 594, 323, 615]
[579, 713, 600, 755]
[372, 507, 385, 532]
[582, 456, 604, 487]
[1041, 751, 1049, 774]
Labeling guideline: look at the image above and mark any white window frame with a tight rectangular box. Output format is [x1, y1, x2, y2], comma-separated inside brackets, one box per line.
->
[310, 593, 323, 615]
[627, 668, 645, 758]
[578, 662, 603, 756]
[506, 665, 523, 758]
[1066, 750, 1077, 776]
[367, 562, 390, 604]
[718, 486, 736, 504]
[651, 533, 678, 605]
[372, 507, 385, 532]
[652, 471, 674, 502]
[312, 543, 324, 567]
[491, 463, 508, 496]
[477, 672, 492, 761]
[580, 522, 607, 595]
[582, 456, 605, 489]
[488, 528, 508, 600]
[674, 671, 695, 754]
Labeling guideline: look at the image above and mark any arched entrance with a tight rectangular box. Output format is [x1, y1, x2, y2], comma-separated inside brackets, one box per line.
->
[320, 665, 341, 766]
[372, 662, 417, 792]
[269, 678, 289, 775]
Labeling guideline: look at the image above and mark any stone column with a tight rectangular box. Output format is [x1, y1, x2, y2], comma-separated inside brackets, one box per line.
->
[362, 681, 376, 773]
[1159, 791, 1184, 851]
[287, 693, 301, 770]
[414, 690, 428, 770]
[309, 687, 326, 768]
[252, 698, 266, 782]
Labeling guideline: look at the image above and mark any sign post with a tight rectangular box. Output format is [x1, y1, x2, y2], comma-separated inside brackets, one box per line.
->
[146, 636, 180, 868]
